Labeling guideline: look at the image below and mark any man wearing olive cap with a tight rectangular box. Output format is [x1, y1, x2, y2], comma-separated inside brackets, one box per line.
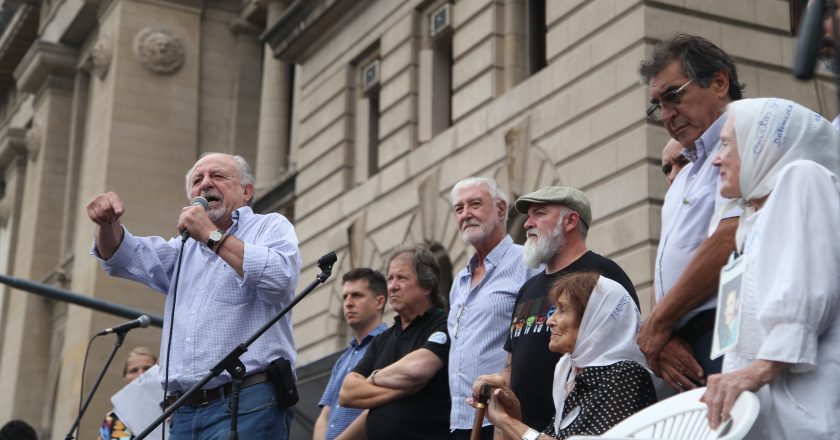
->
[503, 186, 638, 430]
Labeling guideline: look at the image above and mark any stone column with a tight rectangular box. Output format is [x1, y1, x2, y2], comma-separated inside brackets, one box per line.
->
[255, 0, 292, 193]
[229, 17, 263, 168]
[503, 0, 527, 91]
[0, 40, 77, 425]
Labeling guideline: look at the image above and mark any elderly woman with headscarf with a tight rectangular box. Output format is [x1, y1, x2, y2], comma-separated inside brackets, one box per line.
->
[470, 272, 656, 439]
[702, 98, 840, 439]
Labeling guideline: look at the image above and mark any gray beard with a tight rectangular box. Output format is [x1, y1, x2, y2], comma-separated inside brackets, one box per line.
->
[207, 207, 226, 223]
[522, 221, 567, 268]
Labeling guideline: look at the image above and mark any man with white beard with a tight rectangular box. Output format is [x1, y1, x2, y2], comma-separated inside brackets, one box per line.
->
[446, 177, 540, 440]
[502, 186, 638, 431]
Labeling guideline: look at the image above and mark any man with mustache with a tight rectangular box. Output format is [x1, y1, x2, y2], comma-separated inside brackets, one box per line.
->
[446, 177, 539, 440]
[637, 34, 742, 393]
[501, 186, 637, 431]
[314, 268, 387, 440]
[87, 152, 301, 439]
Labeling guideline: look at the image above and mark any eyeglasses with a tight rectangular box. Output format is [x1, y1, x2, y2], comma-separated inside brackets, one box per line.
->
[647, 79, 694, 121]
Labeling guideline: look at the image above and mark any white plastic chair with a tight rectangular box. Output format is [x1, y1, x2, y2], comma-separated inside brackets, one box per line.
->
[567, 387, 760, 440]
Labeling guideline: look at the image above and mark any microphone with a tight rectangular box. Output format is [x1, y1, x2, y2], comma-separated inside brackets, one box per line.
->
[794, 0, 825, 79]
[97, 315, 151, 336]
[181, 196, 209, 242]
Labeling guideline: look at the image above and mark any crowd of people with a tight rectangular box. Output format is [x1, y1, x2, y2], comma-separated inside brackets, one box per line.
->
[311, 29, 840, 440]
[9, 7, 836, 439]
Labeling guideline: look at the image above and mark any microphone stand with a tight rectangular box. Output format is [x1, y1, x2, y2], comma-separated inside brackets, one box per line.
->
[64, 331, 127, 440]
[133, 251, 338, 440]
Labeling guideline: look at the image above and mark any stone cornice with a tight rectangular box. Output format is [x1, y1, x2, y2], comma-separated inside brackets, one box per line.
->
[14, 40, 78, 94]
[261, 0, 358, 63]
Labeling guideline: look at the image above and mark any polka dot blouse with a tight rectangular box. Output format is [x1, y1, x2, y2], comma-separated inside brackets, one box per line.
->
[542, 360, 657, 439]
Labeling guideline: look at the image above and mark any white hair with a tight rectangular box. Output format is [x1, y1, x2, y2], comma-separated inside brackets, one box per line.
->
[450, 177, 509, 220]
[184, 153, 255, 206]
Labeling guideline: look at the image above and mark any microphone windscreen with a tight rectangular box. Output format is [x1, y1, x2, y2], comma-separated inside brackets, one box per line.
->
[191, 196, 209, 210]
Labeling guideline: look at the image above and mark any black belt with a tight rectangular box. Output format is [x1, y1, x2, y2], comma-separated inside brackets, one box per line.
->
[164, 372, 270, 408]
[676, 309, 717, 345]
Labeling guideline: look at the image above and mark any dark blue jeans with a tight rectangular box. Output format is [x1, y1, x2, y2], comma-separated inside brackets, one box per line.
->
[169, 382, 292, 440]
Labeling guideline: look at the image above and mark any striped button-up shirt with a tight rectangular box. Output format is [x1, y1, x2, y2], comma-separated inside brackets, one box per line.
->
[447, 235, 541, 430]
[95, 206, 301, 392]
[319, 323, 388, 440]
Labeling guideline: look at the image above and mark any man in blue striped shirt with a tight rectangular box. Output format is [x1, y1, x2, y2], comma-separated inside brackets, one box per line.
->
[314, 268, 388, 440]
[447, 177, 540, 440]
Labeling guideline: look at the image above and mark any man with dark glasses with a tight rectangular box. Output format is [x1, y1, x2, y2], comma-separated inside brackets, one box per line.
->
[637, 34, 743, 394]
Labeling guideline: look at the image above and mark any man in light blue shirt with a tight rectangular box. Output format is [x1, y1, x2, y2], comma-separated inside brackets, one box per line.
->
[314, 268, 388, 440]
[88, 152, 300, 439]
[447, 177, 539, 440]
[637, 34, 742, 393]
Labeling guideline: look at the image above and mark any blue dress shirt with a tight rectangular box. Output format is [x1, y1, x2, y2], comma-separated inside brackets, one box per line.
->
[319, 323, 388, 440]
[94, 206, 301, 392]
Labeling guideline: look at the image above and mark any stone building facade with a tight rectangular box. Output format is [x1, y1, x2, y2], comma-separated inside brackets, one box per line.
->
[0, 0, 832, 438]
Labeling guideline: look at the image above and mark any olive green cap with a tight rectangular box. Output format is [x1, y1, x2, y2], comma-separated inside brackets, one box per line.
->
[514, 186, 592, 228]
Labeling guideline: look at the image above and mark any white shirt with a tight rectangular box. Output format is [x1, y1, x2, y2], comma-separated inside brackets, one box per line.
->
[655, 113, 738, 327]
[723, 161, 840, 439]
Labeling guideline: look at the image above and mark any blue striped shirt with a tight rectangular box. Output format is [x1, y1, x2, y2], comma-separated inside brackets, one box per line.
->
[94, 206, 301, 392]
[319, 323, 388, 440]
[447, 235, 541, 430]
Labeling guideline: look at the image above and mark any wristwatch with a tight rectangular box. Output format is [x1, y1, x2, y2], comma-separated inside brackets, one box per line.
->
[207, 229, 225, 250]
[521, 428, 540, 440]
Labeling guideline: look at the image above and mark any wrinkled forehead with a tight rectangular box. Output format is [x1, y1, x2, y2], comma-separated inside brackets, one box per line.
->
[388, 252, 416, 275]
[191, 154, 239, 178]
[649, 60, 688, 98]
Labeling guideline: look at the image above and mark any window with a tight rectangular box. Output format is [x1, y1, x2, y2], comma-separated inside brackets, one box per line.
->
[354, 50, 381, 182]
[527, 0, 547, 75]
[419, 2, 453, 142]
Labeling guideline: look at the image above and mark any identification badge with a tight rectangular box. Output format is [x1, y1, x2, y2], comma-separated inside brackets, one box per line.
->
[711, 252, 745, 360]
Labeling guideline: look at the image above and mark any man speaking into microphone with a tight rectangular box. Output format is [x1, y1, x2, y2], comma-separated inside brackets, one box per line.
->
[87, 152, 301, 439]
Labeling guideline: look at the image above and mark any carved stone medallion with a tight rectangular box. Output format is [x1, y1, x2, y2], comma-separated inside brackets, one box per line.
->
[133, 27, 185, 75]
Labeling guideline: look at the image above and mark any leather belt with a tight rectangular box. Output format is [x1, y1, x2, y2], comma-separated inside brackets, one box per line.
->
[164, 372, 271, 408]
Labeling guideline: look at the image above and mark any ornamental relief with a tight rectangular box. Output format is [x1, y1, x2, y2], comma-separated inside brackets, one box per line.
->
[133, 27, 185, 75]
[89, 34, 112, 79]
[25, 123, 41, 161]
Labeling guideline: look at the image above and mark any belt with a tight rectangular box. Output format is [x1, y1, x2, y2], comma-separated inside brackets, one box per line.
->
[676, 309, 717, 345]
[164, 372, 271, 408]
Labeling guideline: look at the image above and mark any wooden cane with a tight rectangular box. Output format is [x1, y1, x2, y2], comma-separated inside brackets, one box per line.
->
[470, 384, 492, 440]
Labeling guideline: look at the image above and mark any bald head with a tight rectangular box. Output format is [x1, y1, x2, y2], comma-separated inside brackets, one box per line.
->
[662, 138, 689, 186]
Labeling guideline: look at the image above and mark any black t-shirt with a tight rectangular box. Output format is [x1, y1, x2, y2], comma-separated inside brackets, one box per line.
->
[352, 308, 451, 440]
[503, 250, 638, 430]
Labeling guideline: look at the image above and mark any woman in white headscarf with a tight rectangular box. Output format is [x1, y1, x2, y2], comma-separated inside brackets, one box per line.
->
[470, 272, 656, 439]
[703, 98, 840, 440]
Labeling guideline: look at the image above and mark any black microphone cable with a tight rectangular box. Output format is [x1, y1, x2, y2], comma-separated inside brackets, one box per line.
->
[161, 238, 188, 440]
[71, 334, 99, 439]
[162, 197, 206, 440]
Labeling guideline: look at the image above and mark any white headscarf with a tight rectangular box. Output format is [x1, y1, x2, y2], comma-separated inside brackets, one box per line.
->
[723, 98, 840, 249]
[552, 276, 648, 432]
